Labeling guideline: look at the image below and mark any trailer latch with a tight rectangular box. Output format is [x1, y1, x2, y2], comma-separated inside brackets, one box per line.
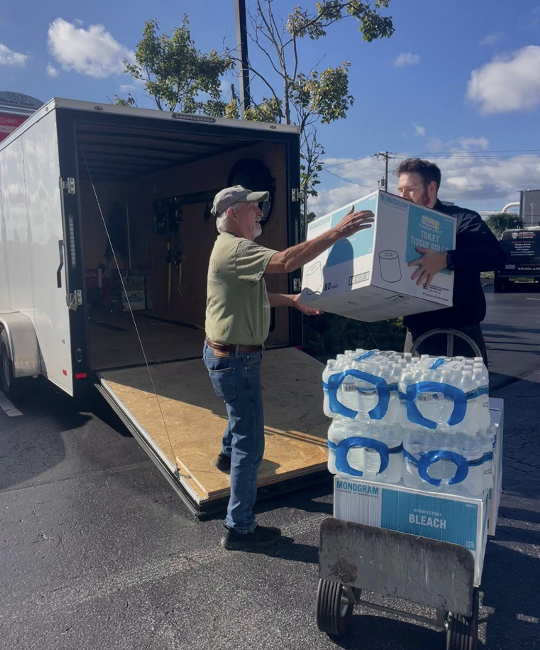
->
[60, 178, 76, 195]
[67, 290, 83, 310]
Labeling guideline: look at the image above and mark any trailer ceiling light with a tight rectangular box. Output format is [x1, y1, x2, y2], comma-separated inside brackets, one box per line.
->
[171, 113, 216, 124]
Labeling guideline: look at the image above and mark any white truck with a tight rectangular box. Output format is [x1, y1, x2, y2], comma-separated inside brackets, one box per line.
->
[0, 98, 329, 515]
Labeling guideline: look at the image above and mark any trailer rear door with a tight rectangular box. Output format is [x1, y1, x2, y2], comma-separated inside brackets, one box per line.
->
[0, 109, 74, 394]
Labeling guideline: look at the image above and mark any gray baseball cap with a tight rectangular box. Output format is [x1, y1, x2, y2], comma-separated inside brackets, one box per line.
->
[211, 185, 269, 216]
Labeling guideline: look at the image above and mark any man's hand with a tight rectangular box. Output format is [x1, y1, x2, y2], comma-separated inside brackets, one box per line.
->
[333, 205, 374, 239]
[408, 247, 448, 288]
[291, 293, 323, 316]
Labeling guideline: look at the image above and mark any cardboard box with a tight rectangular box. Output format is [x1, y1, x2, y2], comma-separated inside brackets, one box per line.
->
[334, 477, 488, 586]
[488, 398, 504, 536]
[301, 190, 456, 322]
[122, 290, 145, 311]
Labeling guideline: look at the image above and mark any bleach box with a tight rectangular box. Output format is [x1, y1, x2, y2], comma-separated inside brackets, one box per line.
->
[301, 190, 456, 322]
[334, 477, 488, 586]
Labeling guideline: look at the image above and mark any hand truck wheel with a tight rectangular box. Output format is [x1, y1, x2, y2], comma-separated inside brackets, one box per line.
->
[316, 578, 354, 638]
[446, 586, 479, 650]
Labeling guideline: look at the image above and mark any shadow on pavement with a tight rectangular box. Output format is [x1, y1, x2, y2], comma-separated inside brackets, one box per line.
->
[481, 539, 540, 650]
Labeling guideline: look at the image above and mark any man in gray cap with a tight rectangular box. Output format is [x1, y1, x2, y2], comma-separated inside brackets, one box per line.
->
[204, 185, 374, 550]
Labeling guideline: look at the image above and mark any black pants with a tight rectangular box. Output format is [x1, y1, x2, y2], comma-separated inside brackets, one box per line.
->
[404, 323, 488, 366]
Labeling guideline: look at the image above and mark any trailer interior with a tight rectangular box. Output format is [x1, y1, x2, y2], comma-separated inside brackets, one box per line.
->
[72, 107, 329, 514]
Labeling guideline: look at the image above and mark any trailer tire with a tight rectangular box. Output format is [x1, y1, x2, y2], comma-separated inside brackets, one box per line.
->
[0, 329, 29, 399]
[446, 587, 479, 650]
[316, 578, 354, 638]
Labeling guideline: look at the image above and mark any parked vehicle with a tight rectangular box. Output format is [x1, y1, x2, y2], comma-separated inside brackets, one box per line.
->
[494, 228, 540, 292]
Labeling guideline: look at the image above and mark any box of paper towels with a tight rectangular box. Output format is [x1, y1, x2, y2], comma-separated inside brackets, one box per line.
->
[301, 190, 456, 322]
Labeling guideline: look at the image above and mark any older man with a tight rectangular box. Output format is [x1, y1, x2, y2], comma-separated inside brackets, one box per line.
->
[204, 185, 374, 550]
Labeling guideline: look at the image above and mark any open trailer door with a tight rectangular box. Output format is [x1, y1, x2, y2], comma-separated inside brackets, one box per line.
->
[96, 347, 329, 515]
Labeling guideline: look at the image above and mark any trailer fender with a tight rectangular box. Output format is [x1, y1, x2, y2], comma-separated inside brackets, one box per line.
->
[0, 312, 41, 377]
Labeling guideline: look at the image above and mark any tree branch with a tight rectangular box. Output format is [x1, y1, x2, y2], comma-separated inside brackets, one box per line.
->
[229, 52, 281, 107]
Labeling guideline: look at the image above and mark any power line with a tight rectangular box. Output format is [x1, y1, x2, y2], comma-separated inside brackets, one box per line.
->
[324, 150, 540, 170]
[322, 168, 380, 189]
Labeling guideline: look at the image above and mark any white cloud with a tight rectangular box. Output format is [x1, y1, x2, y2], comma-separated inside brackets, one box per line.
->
[394, 53, 420, 68]
[47, 18, 134, 79]
[412, 123, 425, 136]
[311, 149, 539, 216]
[0, 43, 27, 67]
[119, 84, 136, 92]
[46, 63, 59, 78]
[467, 45, 540, 114]
[480, 32, 504, 47]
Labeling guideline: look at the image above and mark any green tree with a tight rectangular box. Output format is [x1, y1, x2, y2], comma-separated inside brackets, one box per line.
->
[232, 1, 394, 202]
[116, 17, 233, 114]
[485, 212, 523, 239]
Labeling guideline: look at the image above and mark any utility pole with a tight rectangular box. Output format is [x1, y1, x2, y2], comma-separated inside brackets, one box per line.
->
[234, 0, 251, 117]
[375, 151, 389, 190]
[375, 151, 393, 190]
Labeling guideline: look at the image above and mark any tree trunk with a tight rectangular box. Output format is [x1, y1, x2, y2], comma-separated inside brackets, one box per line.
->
[283, 79, 291, 124]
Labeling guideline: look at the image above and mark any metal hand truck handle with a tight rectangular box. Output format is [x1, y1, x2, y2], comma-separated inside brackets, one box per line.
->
[410, 328, 483, 358]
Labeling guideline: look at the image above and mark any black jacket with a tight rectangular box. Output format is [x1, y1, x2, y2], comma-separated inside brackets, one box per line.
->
[404, 200, 505, 333]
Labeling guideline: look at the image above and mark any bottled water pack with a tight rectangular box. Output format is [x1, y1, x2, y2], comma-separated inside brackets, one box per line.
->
[322, 350, 492, 498]
[398, 356, 489, 433]
[328, 419, 403, 484]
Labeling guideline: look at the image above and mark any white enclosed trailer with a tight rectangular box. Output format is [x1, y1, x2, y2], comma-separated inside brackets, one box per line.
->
[0, 98, 329, 515]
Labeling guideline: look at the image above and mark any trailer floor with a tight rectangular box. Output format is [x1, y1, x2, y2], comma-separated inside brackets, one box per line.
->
[88, 313, 289, 370]
[98, 347, 328, 507]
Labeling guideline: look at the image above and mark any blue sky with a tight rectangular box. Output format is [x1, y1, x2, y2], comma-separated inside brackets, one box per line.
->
[1, 0, 540, 216]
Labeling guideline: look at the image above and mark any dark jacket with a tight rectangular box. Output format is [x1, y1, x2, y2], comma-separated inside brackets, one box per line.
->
[404, 199, 505, 333]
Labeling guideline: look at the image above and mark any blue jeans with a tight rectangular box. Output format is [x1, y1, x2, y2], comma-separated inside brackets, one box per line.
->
[203, 342, 264, 533]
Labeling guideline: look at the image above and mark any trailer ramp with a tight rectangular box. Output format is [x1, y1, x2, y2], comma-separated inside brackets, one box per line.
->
[97, 347, 329, 515]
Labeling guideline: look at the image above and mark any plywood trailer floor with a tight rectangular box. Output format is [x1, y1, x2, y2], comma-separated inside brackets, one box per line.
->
[89, 315, 205, 370]
[97, 347, 329, 514]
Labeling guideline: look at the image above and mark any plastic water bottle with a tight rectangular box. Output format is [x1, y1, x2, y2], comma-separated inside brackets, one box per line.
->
[472, 364, 490, 430]
[338, 372, 359, 412]
[460, 433, 484, 497]
[385, 363, 402, 425]
[479, 427, 494, 492]
[354, 360, 378, 417]
[403, 430, 429, 490]
[327, 419, 349, 474]
[322, 359, 337, 418]
[379, 423, 403, 484]
[415, 367, 440, 423]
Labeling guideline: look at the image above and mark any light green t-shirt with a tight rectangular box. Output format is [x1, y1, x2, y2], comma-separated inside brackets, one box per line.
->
[205, 232, 277, 345]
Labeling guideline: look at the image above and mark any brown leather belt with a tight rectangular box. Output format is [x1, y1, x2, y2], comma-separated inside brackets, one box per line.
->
[205, 337, 263, 353]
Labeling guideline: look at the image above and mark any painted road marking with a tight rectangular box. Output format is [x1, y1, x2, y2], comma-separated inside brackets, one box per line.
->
[0, 390, 22, 417]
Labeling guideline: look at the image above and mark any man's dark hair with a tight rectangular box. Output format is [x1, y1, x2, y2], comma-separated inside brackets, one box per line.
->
[396, 158, 442, 191]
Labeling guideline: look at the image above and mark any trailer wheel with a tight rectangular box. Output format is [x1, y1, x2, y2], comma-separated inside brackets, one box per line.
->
[316, 578, 354, 638]
[446, 587, 479, 650]
[0, 329, 28, 399]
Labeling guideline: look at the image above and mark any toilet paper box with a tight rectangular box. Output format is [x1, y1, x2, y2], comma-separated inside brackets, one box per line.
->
[301, 190, 456, 322]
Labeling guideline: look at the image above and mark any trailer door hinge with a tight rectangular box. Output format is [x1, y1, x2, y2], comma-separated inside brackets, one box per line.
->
[293, 278, 302, 292]
[292, 188, 304, 202]
[67, 290, 83, 310]
[61, 177, 76, 194]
